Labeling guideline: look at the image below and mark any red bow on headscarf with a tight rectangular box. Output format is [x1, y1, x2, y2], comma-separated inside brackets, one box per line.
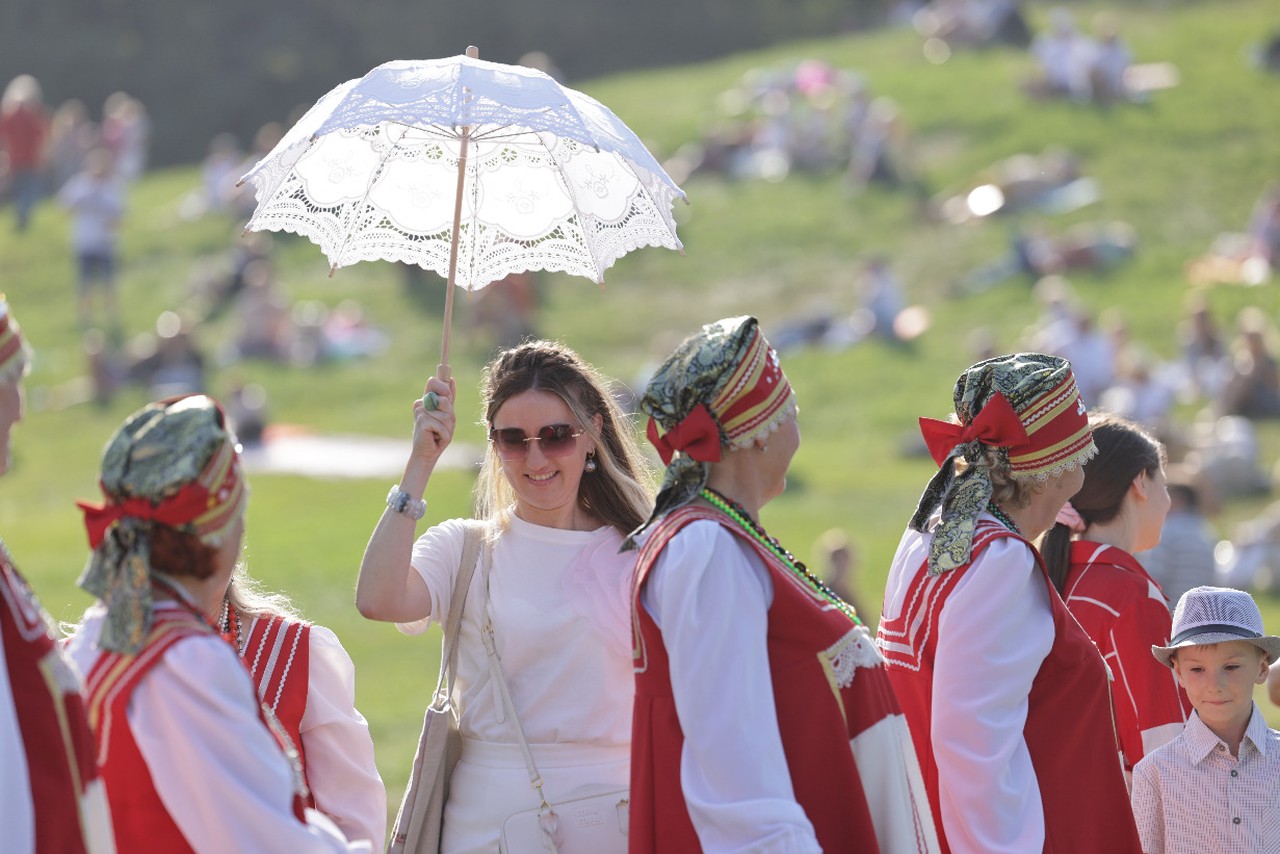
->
[77, 484, 213, 549]
[918, 391, 1030, 466]
[647, 403, 723, 466]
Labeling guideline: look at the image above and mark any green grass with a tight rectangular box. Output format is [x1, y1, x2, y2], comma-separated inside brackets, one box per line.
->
[4, 0, 1280, 821]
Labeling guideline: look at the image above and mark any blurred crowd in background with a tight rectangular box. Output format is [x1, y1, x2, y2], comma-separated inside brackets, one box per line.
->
[3, 5, 1280, 610]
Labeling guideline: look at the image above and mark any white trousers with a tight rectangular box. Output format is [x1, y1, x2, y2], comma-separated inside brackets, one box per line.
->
[441, 738, 629, 854]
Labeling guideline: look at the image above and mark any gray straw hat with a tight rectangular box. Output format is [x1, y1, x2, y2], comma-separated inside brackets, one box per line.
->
[1152, 585, 1280, 667]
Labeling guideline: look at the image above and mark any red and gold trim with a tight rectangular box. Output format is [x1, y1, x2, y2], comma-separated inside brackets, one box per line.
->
[711, 326, 794, 446]
[1008, 374, 1095, 477]
[77, 431, 245, 548]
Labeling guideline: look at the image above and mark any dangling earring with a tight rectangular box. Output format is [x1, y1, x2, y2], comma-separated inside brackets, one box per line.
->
[584, 452, 598, 473]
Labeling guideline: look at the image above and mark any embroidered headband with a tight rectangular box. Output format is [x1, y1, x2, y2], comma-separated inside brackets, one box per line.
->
[76, 394, 247, 653]
[0, 297, 32, 384]
[910, 352, 1097, 574]
[626, 316, 796, 547]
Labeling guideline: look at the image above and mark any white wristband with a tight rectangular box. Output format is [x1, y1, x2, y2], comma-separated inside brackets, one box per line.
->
[386, 485, 427, 520]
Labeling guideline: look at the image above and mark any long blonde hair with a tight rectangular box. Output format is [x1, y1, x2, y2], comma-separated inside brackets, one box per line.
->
[475, 340, 654, 533]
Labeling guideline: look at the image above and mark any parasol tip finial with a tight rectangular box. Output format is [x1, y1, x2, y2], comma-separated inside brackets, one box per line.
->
[328, 263, 337, 279]
[466, 45, 479, 59]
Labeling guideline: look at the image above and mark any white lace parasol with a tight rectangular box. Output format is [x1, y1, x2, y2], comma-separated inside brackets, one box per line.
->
[239, 54, 686, 291]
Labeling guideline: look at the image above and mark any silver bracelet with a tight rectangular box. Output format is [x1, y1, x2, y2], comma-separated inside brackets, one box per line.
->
[386, 485, 427, 520]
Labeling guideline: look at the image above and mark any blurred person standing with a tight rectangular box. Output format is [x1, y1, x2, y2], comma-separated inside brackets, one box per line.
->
[46, 99, 96, 193]
[0, 74, 49, 232]
[58, 147, 126, 329]
[99, 92, 150, 183]
[1218, 306, 1280, 419]
[0, 297, 114, 852]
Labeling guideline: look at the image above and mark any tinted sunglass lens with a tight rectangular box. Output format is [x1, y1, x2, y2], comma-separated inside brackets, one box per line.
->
[490, 424, 580, 458]
[539, 424, 578, 454]
[492, 428, 527, 455]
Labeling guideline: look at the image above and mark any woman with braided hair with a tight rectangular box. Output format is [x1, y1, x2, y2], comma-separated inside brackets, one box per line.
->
[876, 353, 1141, 853]
[626, 315, 937, 854]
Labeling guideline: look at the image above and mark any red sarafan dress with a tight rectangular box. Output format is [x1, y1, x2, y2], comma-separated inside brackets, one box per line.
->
[1, 545, 107, 854]
[631, 504, 937, 854]
[240, 615, 314, 801]
[877, 520, 1142, 854]
[1062, 540, 1189, 771]
[83, 606, 308, 852]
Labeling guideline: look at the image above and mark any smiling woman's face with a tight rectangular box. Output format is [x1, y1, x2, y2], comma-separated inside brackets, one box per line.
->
[491, 389, 596, 530]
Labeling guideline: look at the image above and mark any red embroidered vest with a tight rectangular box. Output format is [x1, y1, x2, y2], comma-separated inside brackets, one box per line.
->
[240, 614, 313, 804]
[85, 606, 309, 852]
[84, 608, 208, 852]
[0, 547, 99, 853]
[876, 522, 1142, 853]
[631, 505, 918, 854]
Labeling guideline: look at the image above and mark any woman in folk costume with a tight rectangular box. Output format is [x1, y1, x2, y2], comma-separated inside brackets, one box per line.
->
[0, 298, 113, 853]
[876, 353, 1142, 854]
[357, 340, 653, 853]
[65, 394, 370, 853]
[220, 568, 386, 846]
[625, 316, 938, 854]
[1041, 413, 1189, 780]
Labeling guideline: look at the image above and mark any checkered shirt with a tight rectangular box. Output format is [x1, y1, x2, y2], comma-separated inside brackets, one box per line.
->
[1131, 705, 1280, 853]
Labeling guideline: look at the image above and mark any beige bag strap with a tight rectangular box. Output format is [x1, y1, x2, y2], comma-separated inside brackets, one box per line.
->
[477, 545, 555, 816]
[431, 519, 486, 710]
[391, 519, 487, 854]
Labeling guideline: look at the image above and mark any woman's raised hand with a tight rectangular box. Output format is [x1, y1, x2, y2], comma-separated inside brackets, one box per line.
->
[411, 375, 457, 465]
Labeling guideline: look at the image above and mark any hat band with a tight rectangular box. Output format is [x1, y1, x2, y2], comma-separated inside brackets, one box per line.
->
[1170, 623, 1262, 646]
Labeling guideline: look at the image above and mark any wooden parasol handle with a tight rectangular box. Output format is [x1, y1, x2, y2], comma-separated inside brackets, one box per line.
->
[437, 45, 480, 379]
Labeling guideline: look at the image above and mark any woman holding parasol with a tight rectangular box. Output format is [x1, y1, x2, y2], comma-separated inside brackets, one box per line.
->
[357, 340, 653, 852]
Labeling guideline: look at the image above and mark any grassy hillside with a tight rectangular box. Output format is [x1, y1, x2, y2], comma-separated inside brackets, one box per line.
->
[3, 0, 1279, 821]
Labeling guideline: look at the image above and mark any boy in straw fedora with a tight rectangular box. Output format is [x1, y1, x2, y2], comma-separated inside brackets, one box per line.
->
[1131, 585, 1280, 853]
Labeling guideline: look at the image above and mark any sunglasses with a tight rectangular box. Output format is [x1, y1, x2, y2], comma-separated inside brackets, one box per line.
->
[489, 423, 584, 460]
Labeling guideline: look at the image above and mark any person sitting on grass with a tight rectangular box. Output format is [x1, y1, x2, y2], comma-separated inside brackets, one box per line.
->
[1131, 585, 1280, 853]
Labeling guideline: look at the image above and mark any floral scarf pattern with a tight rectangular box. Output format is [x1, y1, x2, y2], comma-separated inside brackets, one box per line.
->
[910, 353, 1097, 574]
[626, 316, 795, 548]
[77, 395, 245, 653]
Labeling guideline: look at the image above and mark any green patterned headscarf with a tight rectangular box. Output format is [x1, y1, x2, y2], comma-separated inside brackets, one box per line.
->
[76, 395, 247, 653]
[625, 316, 796, 547]
[909, 353, 1097, 574]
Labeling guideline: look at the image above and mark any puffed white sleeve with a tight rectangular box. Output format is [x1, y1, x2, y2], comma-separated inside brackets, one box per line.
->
[299, 625, 387, 849]
[642, 520, 822, 854]
[930, 537, 1054, 854]
[131, 635, 371, 853]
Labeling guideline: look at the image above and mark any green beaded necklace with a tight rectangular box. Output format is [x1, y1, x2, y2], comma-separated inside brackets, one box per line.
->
[986, 500, 1022, 535]
[700, 487, 862, 626]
